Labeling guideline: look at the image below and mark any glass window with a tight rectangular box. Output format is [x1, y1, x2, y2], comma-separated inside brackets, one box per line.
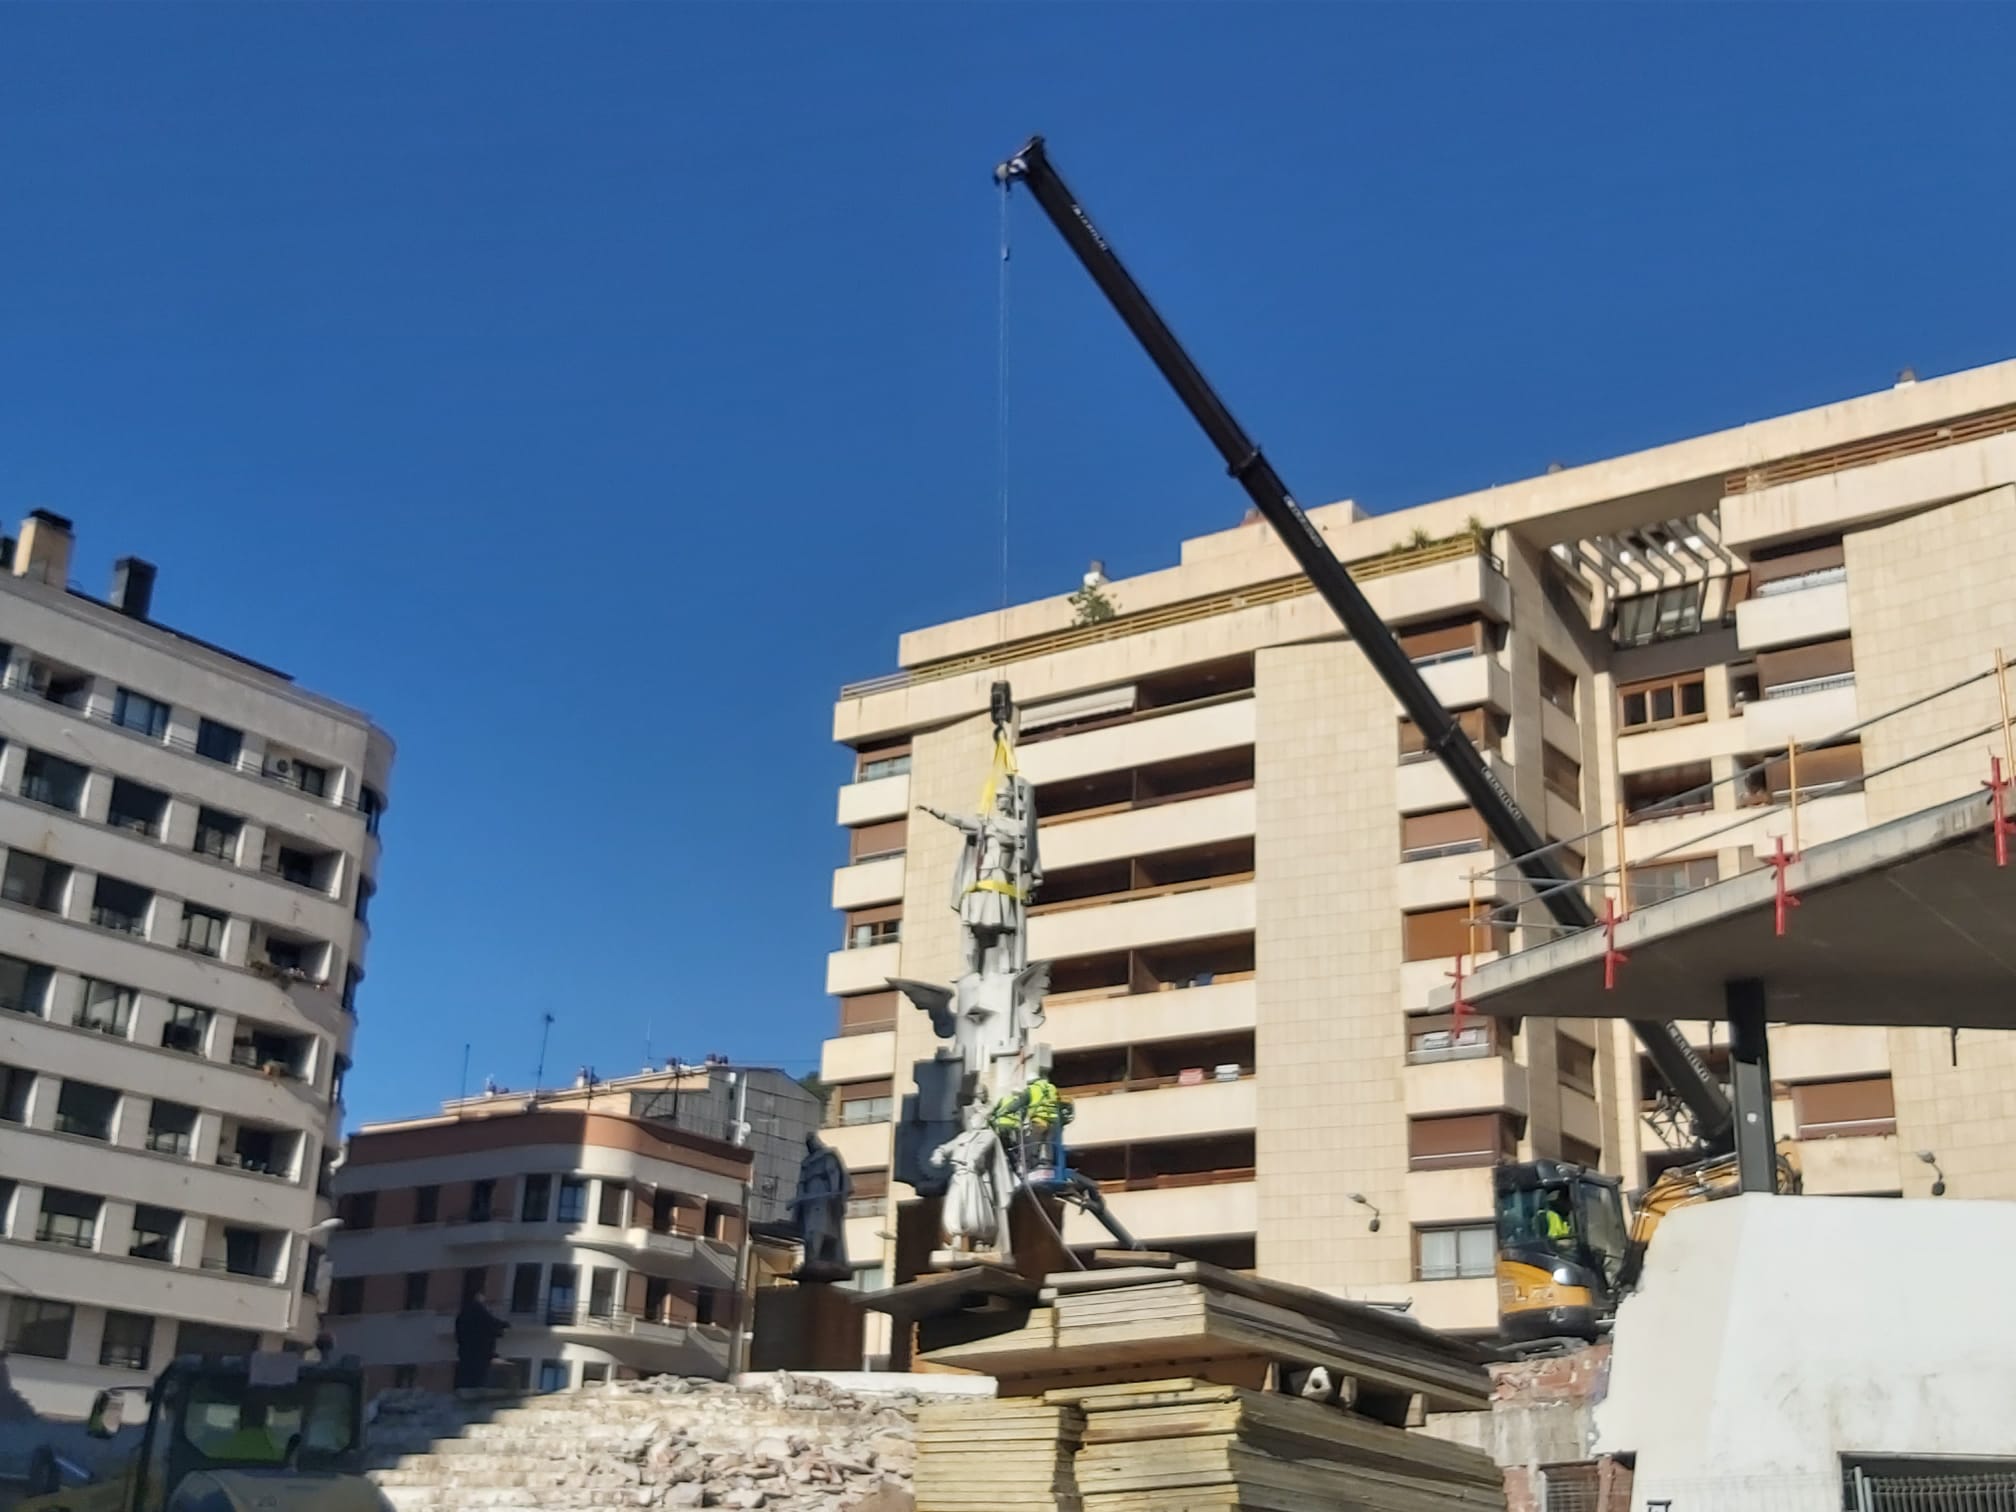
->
[7, 1298, 74, 1359]
[131, 1206, 181, 1262]
[403, 1273, 429, 1311]
[163, 1002, 212, 1054]
[146, 1100, 198, 1157]
[1, 853, 70, 913]
[0, 1065, 32, 1123]
[77, 979, 136, 1037]
[36, 1188, 100, 1247]
[360, 786, 385, 837]
[193, 808, 243, 863]
[113, 689, 171, 739]
[178, 906, 227, 958]
[20, 750, 88, 813]
[55, 1081, 118, 1140]
[0, 954, 52, 1017]
[196, 718, 243, 767]
[537, 1360, 569, 1394]
[90, 876, 152, 937]
[99, 1311, 154, 1370]
[1416, 1224, 1496, 1281]
[510, 1263, 541, 1315]
[106, 778, 169, 837]
[596, 1181, 625, 1227]
[468, 1180, 495, 1223]
[414, 1185, 439, 1224]
[520, 1174, 551, 1222]
[556, 1178, 587, 1223]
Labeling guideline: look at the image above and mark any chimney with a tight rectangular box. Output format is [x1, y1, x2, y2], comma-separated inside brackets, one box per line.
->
[111, 558, 156, 620]
[14, 510, 73, 587]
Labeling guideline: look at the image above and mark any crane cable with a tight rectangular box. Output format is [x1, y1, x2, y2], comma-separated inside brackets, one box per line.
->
[996, 176, 1013, 620]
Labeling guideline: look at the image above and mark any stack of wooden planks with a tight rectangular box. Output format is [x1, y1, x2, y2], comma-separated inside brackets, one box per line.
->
[914, 1397, 1086, 1512]
[1062, 1378, 1504, 1512]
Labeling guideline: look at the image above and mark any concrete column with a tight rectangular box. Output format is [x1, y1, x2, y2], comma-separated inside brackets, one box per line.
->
[1726, 978, 1778, 1193]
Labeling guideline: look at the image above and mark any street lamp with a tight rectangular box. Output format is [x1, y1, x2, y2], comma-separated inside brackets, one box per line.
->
[1346, 1193, 1383, 1233]
[285, 1217, 346, 1340]
[1916, 1150, 1947, 1197]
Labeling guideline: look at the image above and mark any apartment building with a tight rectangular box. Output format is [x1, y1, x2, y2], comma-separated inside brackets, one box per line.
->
[818, 358, 2016, 1334]
[0, 511, 393, 1414]
[325, 1102, 754, 1394]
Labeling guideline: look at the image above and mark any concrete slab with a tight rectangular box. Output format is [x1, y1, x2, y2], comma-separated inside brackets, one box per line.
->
[1436, 788, 2016, 1027]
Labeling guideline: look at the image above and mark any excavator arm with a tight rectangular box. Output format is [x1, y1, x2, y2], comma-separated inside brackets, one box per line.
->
[995, 136, 1734, 1151]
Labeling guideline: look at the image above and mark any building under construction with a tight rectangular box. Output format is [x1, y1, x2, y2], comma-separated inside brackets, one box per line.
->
[820, 351, 2016, 1335]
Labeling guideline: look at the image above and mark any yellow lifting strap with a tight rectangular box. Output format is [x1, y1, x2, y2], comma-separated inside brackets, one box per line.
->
[977, 732, 1018, 812]
[969, 876, 1022, 899]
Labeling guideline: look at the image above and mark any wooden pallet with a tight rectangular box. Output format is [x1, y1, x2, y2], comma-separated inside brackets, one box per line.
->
[916, 1398, 1084, 1512]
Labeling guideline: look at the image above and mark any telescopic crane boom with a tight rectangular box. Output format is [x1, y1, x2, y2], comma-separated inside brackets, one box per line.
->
[995, 135, 1733, 1151]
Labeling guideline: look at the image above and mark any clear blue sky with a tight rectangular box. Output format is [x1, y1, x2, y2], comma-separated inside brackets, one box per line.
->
[2, 5, 2011, 1125]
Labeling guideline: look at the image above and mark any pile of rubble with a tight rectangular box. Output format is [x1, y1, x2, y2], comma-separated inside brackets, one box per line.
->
[366, 1374, 922, 1512]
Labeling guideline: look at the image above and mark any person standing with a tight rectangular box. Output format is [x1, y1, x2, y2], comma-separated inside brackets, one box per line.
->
[453, 1290, 507, 1391]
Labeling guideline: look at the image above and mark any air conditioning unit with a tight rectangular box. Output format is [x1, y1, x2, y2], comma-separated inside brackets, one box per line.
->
[269, 757, 293, 779]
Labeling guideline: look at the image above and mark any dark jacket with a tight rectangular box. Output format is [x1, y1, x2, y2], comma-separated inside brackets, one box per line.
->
[453, 1299, 506, 1359]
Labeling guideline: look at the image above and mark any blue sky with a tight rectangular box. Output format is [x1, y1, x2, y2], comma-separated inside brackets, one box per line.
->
[2, 5, 2011, 1125]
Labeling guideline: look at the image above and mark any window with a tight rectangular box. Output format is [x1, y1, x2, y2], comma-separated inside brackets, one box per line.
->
[7, 1299, 75, 1360]
[355, 877, 375, 923]
[175, 904, 228, 957]
[856, 753, 911, 782]
[360, 786, 385, 837]
[1415, 1224, 1495, 1281]
[597, 1181, 625, 1227]
[849, 817, 907, 864]
[1398, 707, 1504, 762]
[1623, 762, 1713, 821]
[303, 1247, 323, 1294]
[112, 688, 171, 738]
[99, 1311, 154, 1371]
[510, 1263, 541, 1315]
[1750, 536, 1845, 597]
[342, 1192, 378, 1231]
[196, 718, 243, 767]
[146, 1099, 198, 1157]
[0, 954, 51, 1017]
[1613, 583, 1705, 647]
[1400, 807, 1487, 861]
[77, 979, 136, 1037]
[1561, 1135, 1602, 1169]
[838, 989, 899, 1037]
[1542, 744, 1582, 805]
[224, 1122, 293, 1177]
[1626, 857, 1718, 908]
[1408, 1112, 1518, 1171]
[414, 1185, 440, 1224]
[55, 1081, 118, 1140]
[261, 932, 323, 978]
[1539, 653, 1578, 713]
[1556, 1034, 1597, 1094]
[520, 1174, 552, 1222]
[537, 1360, 569, 1394]
[20, 750, 88, 813]
[546, 1265, 578, 1322]
[838, 1079, 894, 1126]
[1619, 671, 1709, 733]
[1399, 616, 1488, 666]
[2, 853, 70, 913]
[468, 1179, 495, 1223]
[271, 845, 318, 887]
[403, 1273, 430, 1311]
[265, 750, 329, 797]
[328, 1278, 365, 1316]
[342, 966, 363, 1015]
[581, 1362, 610, 1386]
[90, 876, 152, 937]
[845, 907, 901, 949]
[556, 1178, 587, 1224]
[588, 1268, 617, 1319]
[0, 1065, 31, 1123]
[193, 807, 243, 863]
[131, 1206, 181, 1263]
[1402, 904, 1511, 963]
[1792, 1075, 1896, 1139]
[106, 778, 170, 838]
[162, 1002, 212, 1054]
[36, 1188, 101, 1248]
[1757, 636, 1855, 699]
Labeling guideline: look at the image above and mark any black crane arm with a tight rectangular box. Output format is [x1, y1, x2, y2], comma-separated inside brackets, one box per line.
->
[996, 135, 1733, 1151]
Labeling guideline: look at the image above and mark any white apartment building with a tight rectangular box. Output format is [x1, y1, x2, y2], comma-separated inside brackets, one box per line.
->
[0, 511, 392, 1415]
[325, 1102, 753, 1395]
[817, 358, 2016, 1334]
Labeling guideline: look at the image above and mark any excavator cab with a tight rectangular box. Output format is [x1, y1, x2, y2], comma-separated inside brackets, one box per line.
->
[1493, 1160, 1629, 1344]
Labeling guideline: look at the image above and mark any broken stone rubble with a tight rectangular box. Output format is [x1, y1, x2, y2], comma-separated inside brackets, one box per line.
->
[365, 1374, 924, 1512]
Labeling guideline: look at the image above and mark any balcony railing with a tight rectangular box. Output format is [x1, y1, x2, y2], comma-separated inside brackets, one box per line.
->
[36, 1226, 95, 1249]
[1400, 839, 1489, 863]
[1763, 672, 1856, 700]
[145, 1130, 193, 1156]
[53, 1115, 111, 1139]
[1753, 564, 1847, 597]
[90, 907, 146, 937]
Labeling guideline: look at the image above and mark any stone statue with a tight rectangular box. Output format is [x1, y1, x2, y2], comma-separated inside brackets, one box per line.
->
[920, 769, 1041, 978]
[929, 1110, 1011, 1250]
[790, 1133, 852, 1282]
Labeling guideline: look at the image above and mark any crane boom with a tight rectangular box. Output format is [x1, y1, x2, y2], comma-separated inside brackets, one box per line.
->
[996, 135, 1733, 1151]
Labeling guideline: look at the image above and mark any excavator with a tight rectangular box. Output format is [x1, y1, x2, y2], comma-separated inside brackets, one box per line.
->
[18, 1351, 389, 1512]
[1493, 1143, 1802, 1344]
[995, 135, 1779, 1337]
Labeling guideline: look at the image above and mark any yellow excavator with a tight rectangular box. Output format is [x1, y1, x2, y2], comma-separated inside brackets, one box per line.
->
[1494, 1142, 1802, 1344]
[19, 1351, 390, 1512]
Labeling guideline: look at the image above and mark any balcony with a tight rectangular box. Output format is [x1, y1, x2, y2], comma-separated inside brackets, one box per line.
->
[825, 940, 900, 997]
[1740, 679, 1859, 752]
[1395, 751, 1514, 816]
[1031, 879, 1257, 962]
[1405, 1166, 1494, 1225]
[1404, 653, 1511, 717]
[1046, 978, 1255, 1054]
[821, 1029, 896, 1085]
[439, 1307, 733, 1374]
[1019, 695, 1257, 789]
[1771, 1024, 1891, 1084]
[554, 1227, 740, 1286]
[1396, 846, 1508, 912]
[1070, 1075, 1257, 1147]
[836, 773, 910, 828]
[1559, 1088, 1603, 1150]
[1404, 1054, 1527, 1119]
[1060, 1178, 1257, 1248]
[1400, 954, 1499, 1012]
[1735, 579, 1851, 653]
[832, 855, 904, 911]
[821, 1119, 892, 1172]
[1041, 788, 1255, 873]
[1796, 1131, 1901, 1195]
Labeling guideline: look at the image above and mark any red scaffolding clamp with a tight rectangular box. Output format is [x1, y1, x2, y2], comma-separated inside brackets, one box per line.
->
[1601, 895, 1629, 990]
[1768, 832, 1801, 937]
[1447, 954, 1472, 1033]
[1985, 755, 2014, 868]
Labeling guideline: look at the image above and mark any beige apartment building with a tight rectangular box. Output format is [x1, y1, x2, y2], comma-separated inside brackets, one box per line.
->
[324, 1101, 754, 1394]
[0, 510, 393, 1413]
[817, 358, 2016, 1335]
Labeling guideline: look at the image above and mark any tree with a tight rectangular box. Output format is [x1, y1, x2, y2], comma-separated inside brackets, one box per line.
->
[1069, 581, 1118, 625]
